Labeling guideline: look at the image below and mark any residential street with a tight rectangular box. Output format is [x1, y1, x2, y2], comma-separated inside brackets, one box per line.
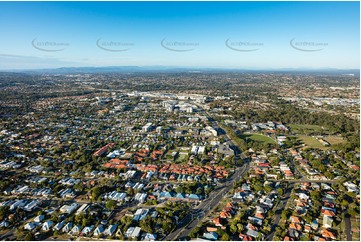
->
[265, 183, 294, 241]
[345, 213, 352, 241]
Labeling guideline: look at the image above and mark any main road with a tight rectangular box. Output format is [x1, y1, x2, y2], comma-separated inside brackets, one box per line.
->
[165, 161, 250, 241]
[134, 105, 253, 239]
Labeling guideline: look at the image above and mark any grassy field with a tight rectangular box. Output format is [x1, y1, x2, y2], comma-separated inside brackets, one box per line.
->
[240, 133, 277, 145]
[297, 134, 346, 150]
[175, 153, 188, 162]
[297, 135, 327, 150]
[289, 124, 331, 135]
[324, 135, 347, 146]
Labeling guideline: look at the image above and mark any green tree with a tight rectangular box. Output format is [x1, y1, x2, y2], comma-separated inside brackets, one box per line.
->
[190, 227, 200, 238]
[341, 199, 349, 208]
[162, 220, 173, 234]
[196, 187, 203, 195]
[300, 233, 310, 241]
[281, 209, 292, 220]
[106, 200, 117, 210]
[257, 232, 263, 240]
[92, 186, 102, 201]
[237, 223, 244, 233]
[348, 206, 359, 216]
[176, 186, 184, 194]
[264, 184, 273, 193]
[51, 211, 60, 223]
[221, 233, 230, 241]
[273, 235, 281, 241]
[24, 233, 35, 241]
[75, 213, 86, 225]
[140, 217, 155, 234]
[0, 206, 9, 221]
[230, 224, 237, 234]
[310, 190, 321, 202]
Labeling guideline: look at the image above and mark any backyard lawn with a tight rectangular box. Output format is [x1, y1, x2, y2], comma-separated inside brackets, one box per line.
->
[175, 153, 188, 163]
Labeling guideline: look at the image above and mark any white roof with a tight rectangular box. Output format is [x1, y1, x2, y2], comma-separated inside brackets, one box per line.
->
[144, 233, 157, 241]
[62, 222, 73, 232]
[34, 215, 44, 222]
[94, 225, 104, 236]
[70, 225, 81, 233]
[42, 221, 53, 230]
[104, 224, 117, 236]
[131, 226, 141, 238]
[125, 227, 135, 238]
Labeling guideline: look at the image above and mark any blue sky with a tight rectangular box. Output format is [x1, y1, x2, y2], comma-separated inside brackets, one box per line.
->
[0, 1, 359, 69]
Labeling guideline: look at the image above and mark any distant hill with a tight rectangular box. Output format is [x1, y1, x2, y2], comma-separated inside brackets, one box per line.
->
[1, 66, 359, 76]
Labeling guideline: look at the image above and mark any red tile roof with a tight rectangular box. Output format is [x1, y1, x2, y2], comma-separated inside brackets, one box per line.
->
[284, 236, 294, 241]
[213, 217, 223, 226]
[322, 229, 336, 239]
[93, 143, 114, 156]
[322, 210, 335, 217]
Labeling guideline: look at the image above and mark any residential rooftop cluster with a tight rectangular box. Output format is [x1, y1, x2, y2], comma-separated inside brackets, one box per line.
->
[0, 72, 359, 241]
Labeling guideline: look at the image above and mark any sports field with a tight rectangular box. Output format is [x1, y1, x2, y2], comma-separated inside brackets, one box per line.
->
[240, 133, 277, 145]
[288, 124, 330, 135]
[324, 135, 346, 146]
[297, 135, 326, 150]
[297, 135, 346, 150]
